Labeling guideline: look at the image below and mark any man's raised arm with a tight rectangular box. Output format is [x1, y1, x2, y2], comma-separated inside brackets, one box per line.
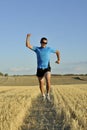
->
[26, 34, 33, 49]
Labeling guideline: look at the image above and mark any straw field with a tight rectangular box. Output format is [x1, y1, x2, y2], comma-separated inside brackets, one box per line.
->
[0, 84, 87, 130]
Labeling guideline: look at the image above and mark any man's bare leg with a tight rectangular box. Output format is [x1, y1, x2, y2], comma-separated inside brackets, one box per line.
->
[45, 72, 51, 94]
[38, 77, 45, 96]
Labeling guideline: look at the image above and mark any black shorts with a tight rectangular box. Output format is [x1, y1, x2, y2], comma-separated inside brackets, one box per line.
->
[36, 67, 51, 77]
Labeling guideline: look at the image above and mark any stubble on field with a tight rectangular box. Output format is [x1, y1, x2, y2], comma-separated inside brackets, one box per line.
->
[0, 84, 87, 130]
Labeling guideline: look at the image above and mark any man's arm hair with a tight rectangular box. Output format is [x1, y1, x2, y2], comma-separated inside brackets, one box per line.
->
[26, 34, 33, 49]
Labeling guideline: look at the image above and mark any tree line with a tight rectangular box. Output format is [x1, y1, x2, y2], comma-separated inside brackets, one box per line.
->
[0, 72, 8, 76]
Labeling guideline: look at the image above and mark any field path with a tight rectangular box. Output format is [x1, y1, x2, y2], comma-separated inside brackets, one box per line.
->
[20, 93, 63, 130]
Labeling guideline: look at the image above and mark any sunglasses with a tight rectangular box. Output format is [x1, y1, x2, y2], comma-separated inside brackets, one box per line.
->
[41, 41, 47, 44]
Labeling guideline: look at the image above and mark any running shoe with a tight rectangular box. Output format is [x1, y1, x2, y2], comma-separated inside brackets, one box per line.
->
[42, 95, 46, 101]
[46, 94, 51, 102]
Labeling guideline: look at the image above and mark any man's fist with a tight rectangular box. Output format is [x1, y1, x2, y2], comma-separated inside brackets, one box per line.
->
[55, 60, 60, 64]
[27, 34, 31, 37]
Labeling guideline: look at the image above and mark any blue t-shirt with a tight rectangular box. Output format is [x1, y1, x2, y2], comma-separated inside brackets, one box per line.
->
[31, 46, 56, 69]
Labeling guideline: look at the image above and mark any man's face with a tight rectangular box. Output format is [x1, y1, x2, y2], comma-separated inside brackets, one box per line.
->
[41, 39, 47, 47]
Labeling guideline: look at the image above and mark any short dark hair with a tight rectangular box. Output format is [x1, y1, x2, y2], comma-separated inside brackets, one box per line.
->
[40, 37, 48, 43]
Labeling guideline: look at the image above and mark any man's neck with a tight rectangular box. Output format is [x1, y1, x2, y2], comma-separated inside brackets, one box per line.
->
[41, 45, 46, 48]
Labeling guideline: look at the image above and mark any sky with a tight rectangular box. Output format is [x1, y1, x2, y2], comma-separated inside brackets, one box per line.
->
[0, 0, 87, 75]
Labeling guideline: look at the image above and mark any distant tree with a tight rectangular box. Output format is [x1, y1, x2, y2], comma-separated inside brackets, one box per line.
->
[0, 72, 3, 76]
[4, 73, 8, 77]
[64, 74, 74, 76]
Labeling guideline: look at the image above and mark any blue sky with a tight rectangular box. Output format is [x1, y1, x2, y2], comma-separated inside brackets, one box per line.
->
[0, 0, 87, 75]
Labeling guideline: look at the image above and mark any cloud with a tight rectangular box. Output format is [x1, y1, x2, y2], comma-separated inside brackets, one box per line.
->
[7, 61, 87, 75]
[10, 67, 30, 72]
[52, 61, 87, 74]
[9, 67, 36, 75]
[73, 63, 87, 73]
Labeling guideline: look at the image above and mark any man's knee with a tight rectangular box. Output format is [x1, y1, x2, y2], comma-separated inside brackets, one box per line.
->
[45, 72, 51, 78]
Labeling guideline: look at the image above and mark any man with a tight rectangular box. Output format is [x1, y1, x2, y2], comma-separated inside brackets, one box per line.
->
[26, 34, 60, 101]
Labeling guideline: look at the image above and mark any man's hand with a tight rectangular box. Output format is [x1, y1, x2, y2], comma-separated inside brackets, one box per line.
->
[27, 34, 31, 37]
[55, 60, 60, 64]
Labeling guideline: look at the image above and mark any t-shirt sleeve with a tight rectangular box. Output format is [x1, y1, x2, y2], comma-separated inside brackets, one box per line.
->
[50, 48, 56, 53]
[31, 46, 37, 52]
